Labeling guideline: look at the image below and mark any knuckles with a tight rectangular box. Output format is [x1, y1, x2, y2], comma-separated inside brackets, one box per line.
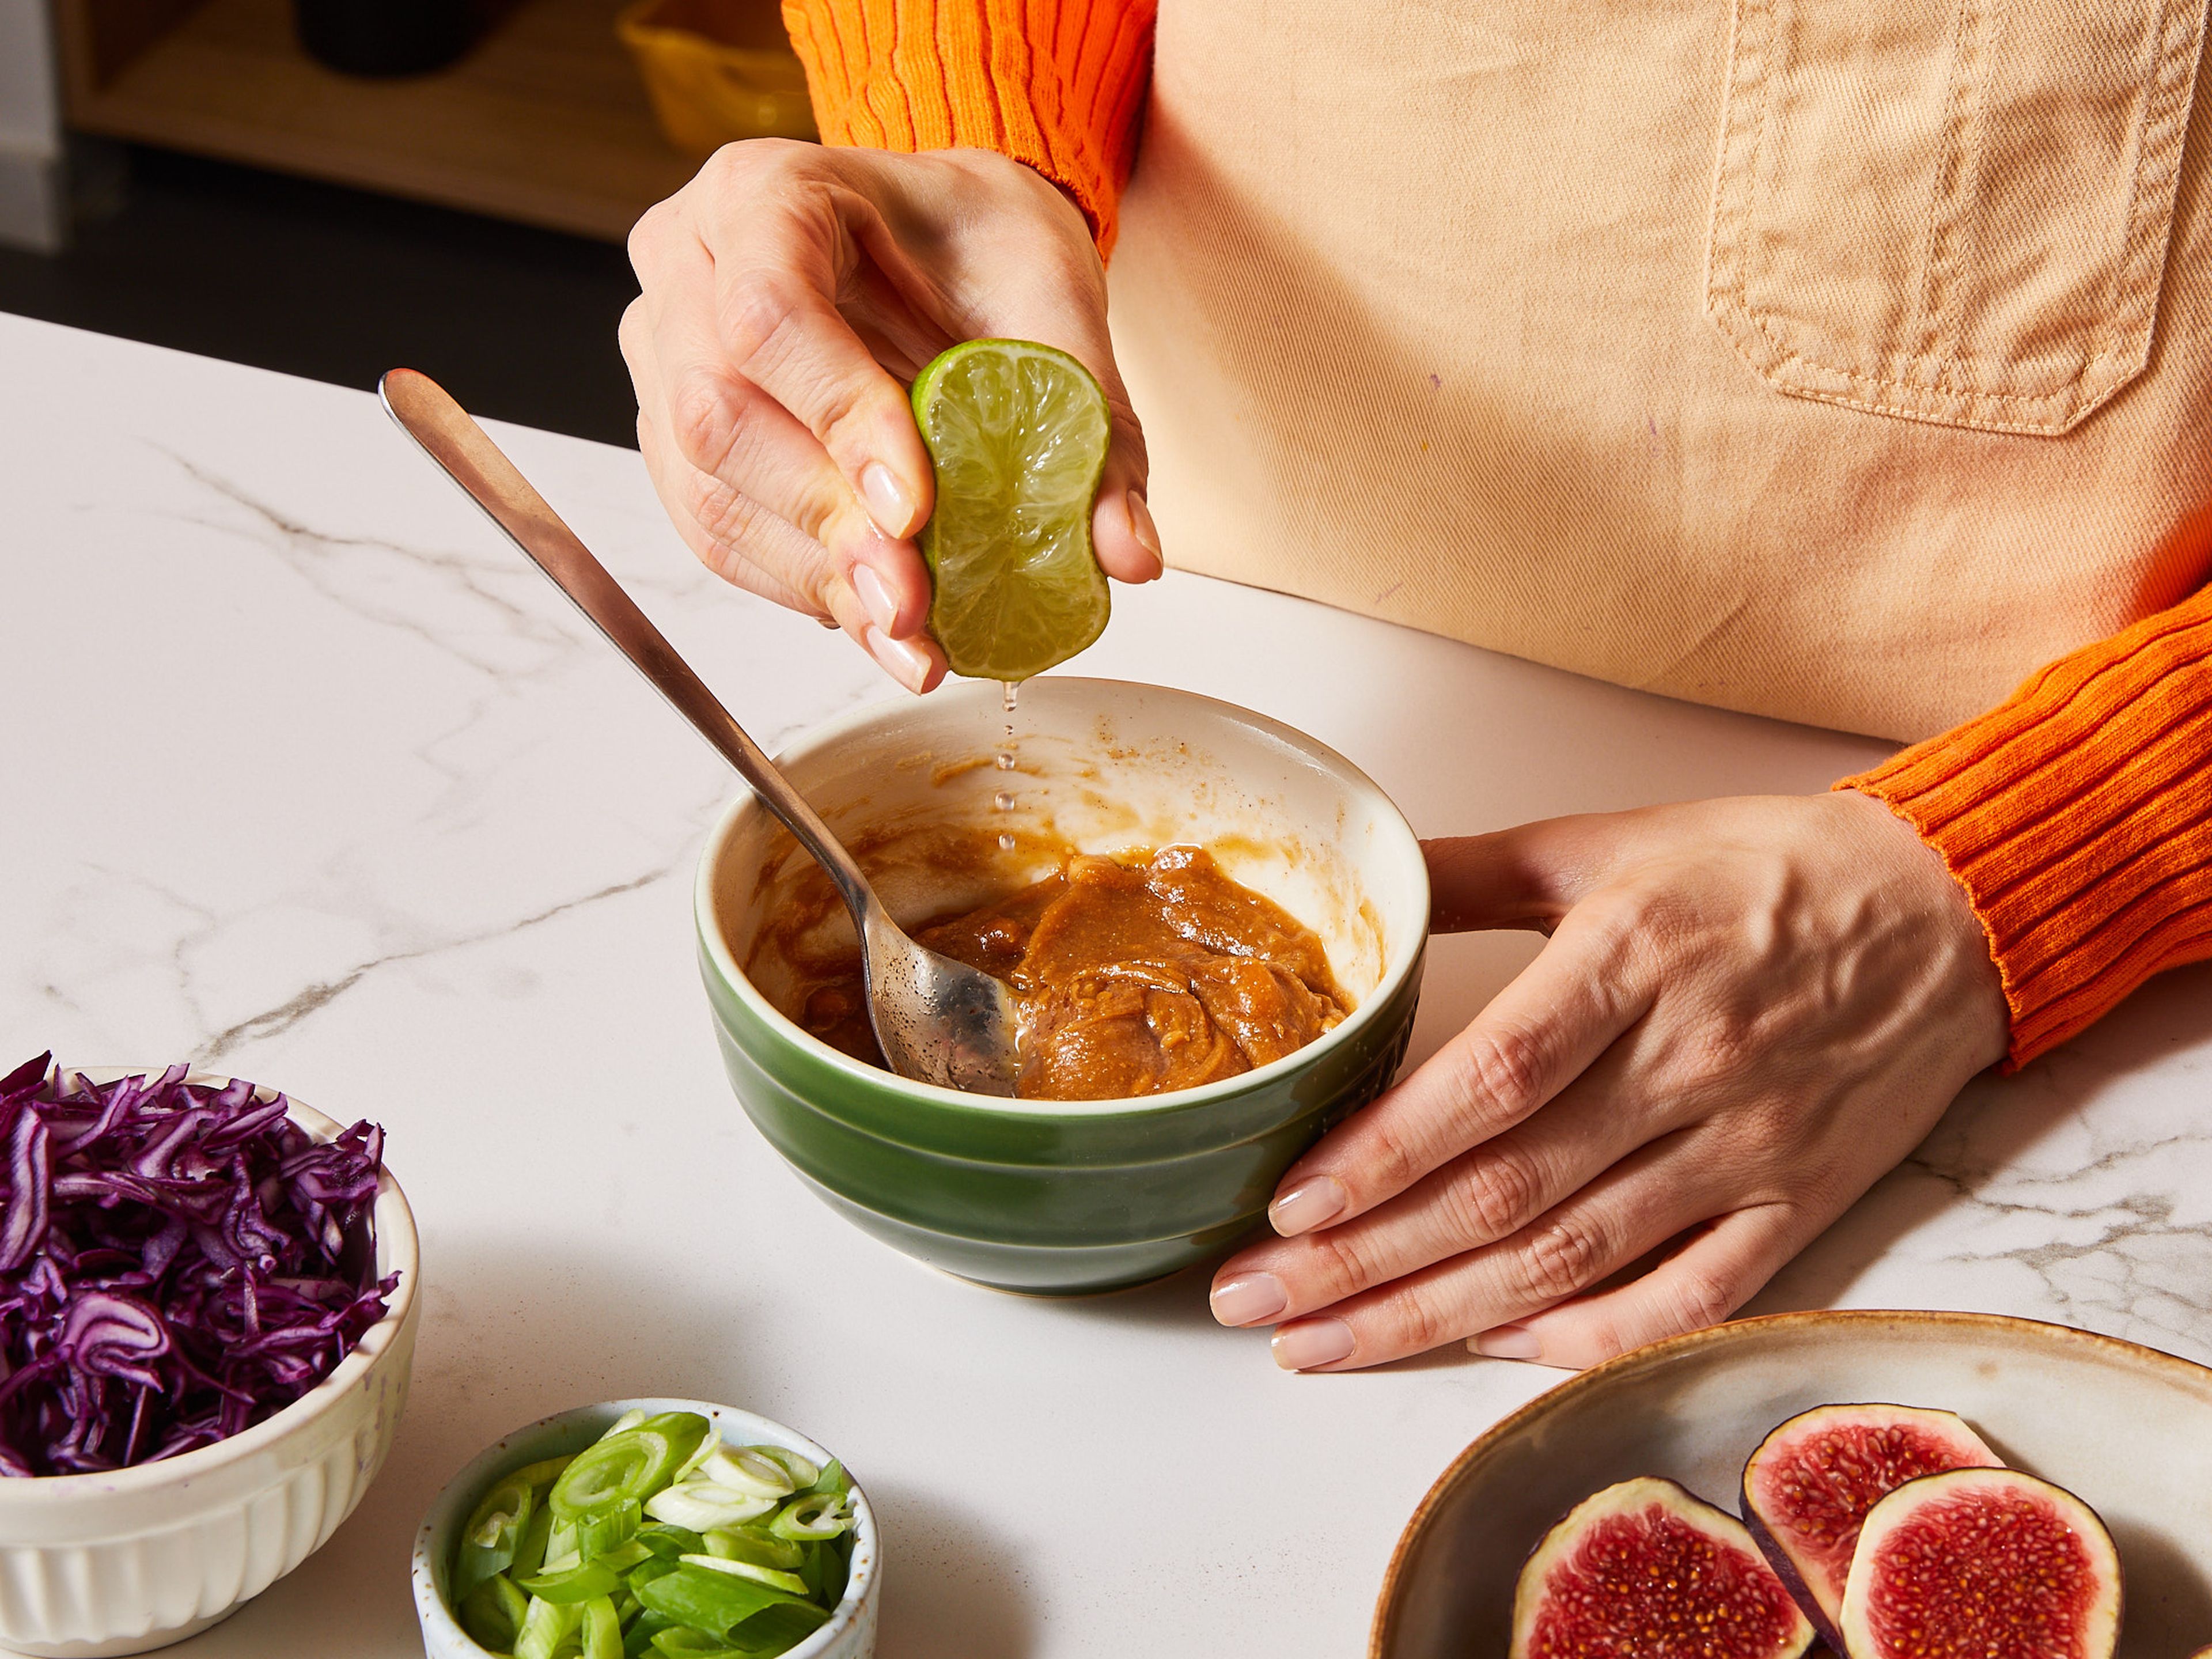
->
[1518, 1214, 1605, 1306]
[1303, 1226, 1384, 1301]
[672, 456, 755, 548]
[626, 199, 676, 275]
[694, 136, 820, 205]
[717, 275, 884, 460]
[1374, 1281, 1448, 1356]
[666, 370, 751, 479]
[1357, 1113, 1431, 1203]
[1442, 1147, 1541, 1245]
[616, 297, 649, 367]
[1666, 1262, 1738, 1336]
[719, 271, 806, 372]
[1445, 1022, 1551, 1138]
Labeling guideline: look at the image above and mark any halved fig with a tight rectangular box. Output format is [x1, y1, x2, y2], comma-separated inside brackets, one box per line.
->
[1740, 1403, 2001, 1643]
[1510, 1476, 1815, 1659]
[1838, 1467, 2122, 1659]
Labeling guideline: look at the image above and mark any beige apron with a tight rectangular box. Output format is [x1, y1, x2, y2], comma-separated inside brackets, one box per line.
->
[1106, 0, 2212, 741]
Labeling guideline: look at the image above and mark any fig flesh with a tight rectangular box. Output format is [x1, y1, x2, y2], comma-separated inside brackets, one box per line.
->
[1838, 1467, 2122, 1659]
[1510, 1476, 1815, 1659]
[1740, 1403, 2000, 1643]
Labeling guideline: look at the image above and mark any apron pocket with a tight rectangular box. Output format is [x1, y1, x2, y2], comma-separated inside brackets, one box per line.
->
[1705, 0, 2208, 435]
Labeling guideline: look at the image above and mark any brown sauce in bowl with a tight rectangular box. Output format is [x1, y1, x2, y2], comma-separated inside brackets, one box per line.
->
[793, 845, 1349, 1100]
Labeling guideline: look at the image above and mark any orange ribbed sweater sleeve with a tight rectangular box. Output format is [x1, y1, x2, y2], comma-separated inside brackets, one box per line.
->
[1841, 560, 2212, 1071]
[779, 1, 1157, 254]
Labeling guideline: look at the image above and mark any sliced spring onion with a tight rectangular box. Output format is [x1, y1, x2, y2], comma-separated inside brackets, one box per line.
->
[697, 1447, 795, 1500]
[728, 1602, 830, 1651]
[512, 1454, 578, 1494]
[677, 1554, 811, 1596]
[454, 1471, 536, 1601]
[541, 1518, 582, 1576]
[650, 1630, 744, 1658]
[457, 1573, 530, 1652]
[635, 1563, 804, 1637]
[766, 1492, 853, 1541]
[580, 1593, 624, 1659]
[634, 1522, 707, 1560]
[514, 1558, 622, 1604]
[600, 1409, 649, 1441]
[590, 1539, 654, 1575]
[643, 1478, 775, 1532]
[514, 1594, 582, 1659]
[798, 1539, 835, 1607]
[623, 1607, 677, 1659]
[449, 1430, 853, 1659]
[551, 1415, 710, 1521]
[753, 1447, 822, 1491]
[577, 1499, 642, 1559]
[635, 1413, 716, 1469]
[511, 1504, 555, 1582]
[700, 1529, 803, 1572]
[668, 1420, 720, 1486]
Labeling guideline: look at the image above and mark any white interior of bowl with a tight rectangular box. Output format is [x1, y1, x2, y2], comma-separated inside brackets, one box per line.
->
[0, 1067, 417, 1526]
[1374, 1312, 2212, 1659]
[698, 677, 1429, 1113]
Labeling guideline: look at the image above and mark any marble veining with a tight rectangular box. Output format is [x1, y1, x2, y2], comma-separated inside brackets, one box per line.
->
[4, 315, 2209, 1659]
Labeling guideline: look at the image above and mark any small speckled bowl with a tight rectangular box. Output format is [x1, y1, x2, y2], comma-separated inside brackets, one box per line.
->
[695, 677, 1430, 1295]
[0, 1073, 419, 1658]
[1370, 1309, 2212, 1659]
[412, 1399, 878, 1659]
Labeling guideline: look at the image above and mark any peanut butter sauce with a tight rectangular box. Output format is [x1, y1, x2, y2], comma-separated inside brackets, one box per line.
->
[796, 845, 1347, 1100]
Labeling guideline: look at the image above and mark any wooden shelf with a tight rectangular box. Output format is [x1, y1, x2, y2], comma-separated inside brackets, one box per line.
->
[57, 0, 746, 241]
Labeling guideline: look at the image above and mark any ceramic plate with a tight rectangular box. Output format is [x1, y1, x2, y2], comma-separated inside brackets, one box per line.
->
[1371, 1309, 2212, 1658]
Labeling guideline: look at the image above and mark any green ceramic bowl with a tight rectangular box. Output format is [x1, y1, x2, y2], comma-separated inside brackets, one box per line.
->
[694, 678, 1429, 1295]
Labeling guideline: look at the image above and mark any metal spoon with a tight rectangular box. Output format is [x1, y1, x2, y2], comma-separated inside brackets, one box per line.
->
[379, 368, 1020, 1096]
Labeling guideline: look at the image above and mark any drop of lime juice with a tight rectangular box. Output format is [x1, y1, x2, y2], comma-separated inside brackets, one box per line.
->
[994, 680, 1021, 852]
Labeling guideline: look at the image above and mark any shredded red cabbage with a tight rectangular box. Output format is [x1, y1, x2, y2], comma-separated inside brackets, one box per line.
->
[0, 1054, 398, 1476]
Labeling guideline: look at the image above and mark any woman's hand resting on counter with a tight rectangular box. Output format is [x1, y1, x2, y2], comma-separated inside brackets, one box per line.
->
[621, 141, 1161, 694]
[1210, 789, 2011, 1371]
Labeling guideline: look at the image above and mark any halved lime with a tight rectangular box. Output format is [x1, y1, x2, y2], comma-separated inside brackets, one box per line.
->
[911, 339, 1112, 683]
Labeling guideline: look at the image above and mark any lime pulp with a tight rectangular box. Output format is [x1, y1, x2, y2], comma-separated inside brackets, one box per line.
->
[911, 339, 1112, 683]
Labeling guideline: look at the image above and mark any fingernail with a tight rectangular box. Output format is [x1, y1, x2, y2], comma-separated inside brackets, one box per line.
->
[1209, 1272, 1287, 1327]
[851, 562, 899, 634]
[864, 626, 930, 694]
[1471, 1323, 1543, 1361]
[1124, 489, 1164, 574]
[1272, 1318, 1354, 1371]
[860, 463, 915, 536]
[1268, 1175, 1348, 1237]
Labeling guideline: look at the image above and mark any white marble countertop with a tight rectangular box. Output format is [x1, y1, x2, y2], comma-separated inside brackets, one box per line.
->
[4, 313, 2209, 1658]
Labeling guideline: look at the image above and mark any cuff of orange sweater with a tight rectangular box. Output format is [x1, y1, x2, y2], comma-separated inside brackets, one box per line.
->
[1837, 595, 2212, 1073]
[780, 2, 1156, 256]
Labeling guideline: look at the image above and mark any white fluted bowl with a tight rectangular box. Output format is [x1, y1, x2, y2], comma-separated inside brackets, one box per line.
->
[0, 1073, 420, 1657]
[414, 1399, 879, 1659]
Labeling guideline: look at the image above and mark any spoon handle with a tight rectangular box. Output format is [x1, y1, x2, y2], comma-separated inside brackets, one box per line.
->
[379, 368, 875, 918]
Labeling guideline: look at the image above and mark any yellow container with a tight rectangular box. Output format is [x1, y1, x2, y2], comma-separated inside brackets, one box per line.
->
[616, 0, 817, 158]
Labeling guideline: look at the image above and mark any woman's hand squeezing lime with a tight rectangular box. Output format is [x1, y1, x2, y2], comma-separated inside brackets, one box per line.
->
[621, 143, 1160, 693]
